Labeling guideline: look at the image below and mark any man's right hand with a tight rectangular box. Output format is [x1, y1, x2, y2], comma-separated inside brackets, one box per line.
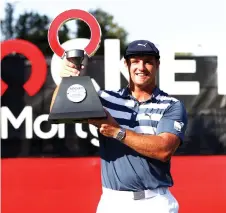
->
[60, 57, 84, 77]
[50, 58, 84, 112]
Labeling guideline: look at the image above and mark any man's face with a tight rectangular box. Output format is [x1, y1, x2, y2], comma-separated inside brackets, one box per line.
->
[126, 55, 159, 88]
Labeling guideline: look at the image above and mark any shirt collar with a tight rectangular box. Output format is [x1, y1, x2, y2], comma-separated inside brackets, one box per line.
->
[121, 85, 161, 102]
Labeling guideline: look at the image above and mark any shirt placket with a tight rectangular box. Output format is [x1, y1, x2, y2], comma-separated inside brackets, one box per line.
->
[130, 101, 140, 128]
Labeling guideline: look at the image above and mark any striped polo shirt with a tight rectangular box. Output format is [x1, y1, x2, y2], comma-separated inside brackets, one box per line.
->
[97, 86, 188, 191]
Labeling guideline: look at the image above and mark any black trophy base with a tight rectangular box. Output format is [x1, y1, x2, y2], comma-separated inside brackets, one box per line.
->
[48, 76, 106, 124]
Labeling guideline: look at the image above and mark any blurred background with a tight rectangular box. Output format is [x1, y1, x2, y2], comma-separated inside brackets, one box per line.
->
[1, 0, 226, 213]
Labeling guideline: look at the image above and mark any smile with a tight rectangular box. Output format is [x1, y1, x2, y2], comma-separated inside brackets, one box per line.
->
[135, 73, 149, 76]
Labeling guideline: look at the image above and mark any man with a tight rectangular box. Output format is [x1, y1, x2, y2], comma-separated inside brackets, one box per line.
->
[50, 40, 188, 213]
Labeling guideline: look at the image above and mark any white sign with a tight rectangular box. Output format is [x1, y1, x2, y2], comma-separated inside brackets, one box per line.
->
[1, 38, 226, 144]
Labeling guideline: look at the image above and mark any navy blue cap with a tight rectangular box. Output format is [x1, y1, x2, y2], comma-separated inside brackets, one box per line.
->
[124, 40, 160, 59]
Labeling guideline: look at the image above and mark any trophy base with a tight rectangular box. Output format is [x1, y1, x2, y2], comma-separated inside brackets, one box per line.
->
[48, 110, 106, 124]
[48, 76, 106, 124]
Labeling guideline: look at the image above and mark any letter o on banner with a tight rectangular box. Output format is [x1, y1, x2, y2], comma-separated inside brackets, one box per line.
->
[1, 39, 47, 96]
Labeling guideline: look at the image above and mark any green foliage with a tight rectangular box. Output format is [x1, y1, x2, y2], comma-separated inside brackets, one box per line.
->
[1, 3, 15, 39]
[1, 2, 70, 55]
[14, 12, 69, 55]
[1, 3, 128, 56]
[76, 8, 128, 55]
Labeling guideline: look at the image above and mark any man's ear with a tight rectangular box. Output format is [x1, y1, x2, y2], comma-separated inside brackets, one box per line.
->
[124, 58, 131, 69]
[156, 59, 160, 69]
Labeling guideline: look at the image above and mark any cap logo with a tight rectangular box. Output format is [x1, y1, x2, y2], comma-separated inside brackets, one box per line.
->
[137, 43, 147, 47]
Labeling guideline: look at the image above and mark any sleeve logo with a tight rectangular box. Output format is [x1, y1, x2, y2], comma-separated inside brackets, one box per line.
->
[174, 121, 184, 132]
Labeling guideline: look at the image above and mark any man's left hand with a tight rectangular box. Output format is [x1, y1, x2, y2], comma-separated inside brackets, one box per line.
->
[88, 109, 120, 138]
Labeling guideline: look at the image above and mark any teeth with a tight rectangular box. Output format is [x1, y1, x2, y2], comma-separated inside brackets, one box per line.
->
[136, 73, 147, 76]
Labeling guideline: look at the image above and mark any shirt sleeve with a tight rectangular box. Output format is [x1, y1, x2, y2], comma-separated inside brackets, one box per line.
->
[97, 89, 104, 97]
[156, 101, 188, 143]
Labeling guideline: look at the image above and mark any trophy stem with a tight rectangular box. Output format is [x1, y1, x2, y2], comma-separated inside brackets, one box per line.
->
[65, 49, 84, 71]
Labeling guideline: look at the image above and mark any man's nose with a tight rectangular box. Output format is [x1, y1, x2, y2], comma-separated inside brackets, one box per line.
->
[137, 61, 145, 70]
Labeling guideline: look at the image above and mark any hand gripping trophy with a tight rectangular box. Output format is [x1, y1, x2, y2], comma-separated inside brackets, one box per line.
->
[48, 9, 106, 124]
